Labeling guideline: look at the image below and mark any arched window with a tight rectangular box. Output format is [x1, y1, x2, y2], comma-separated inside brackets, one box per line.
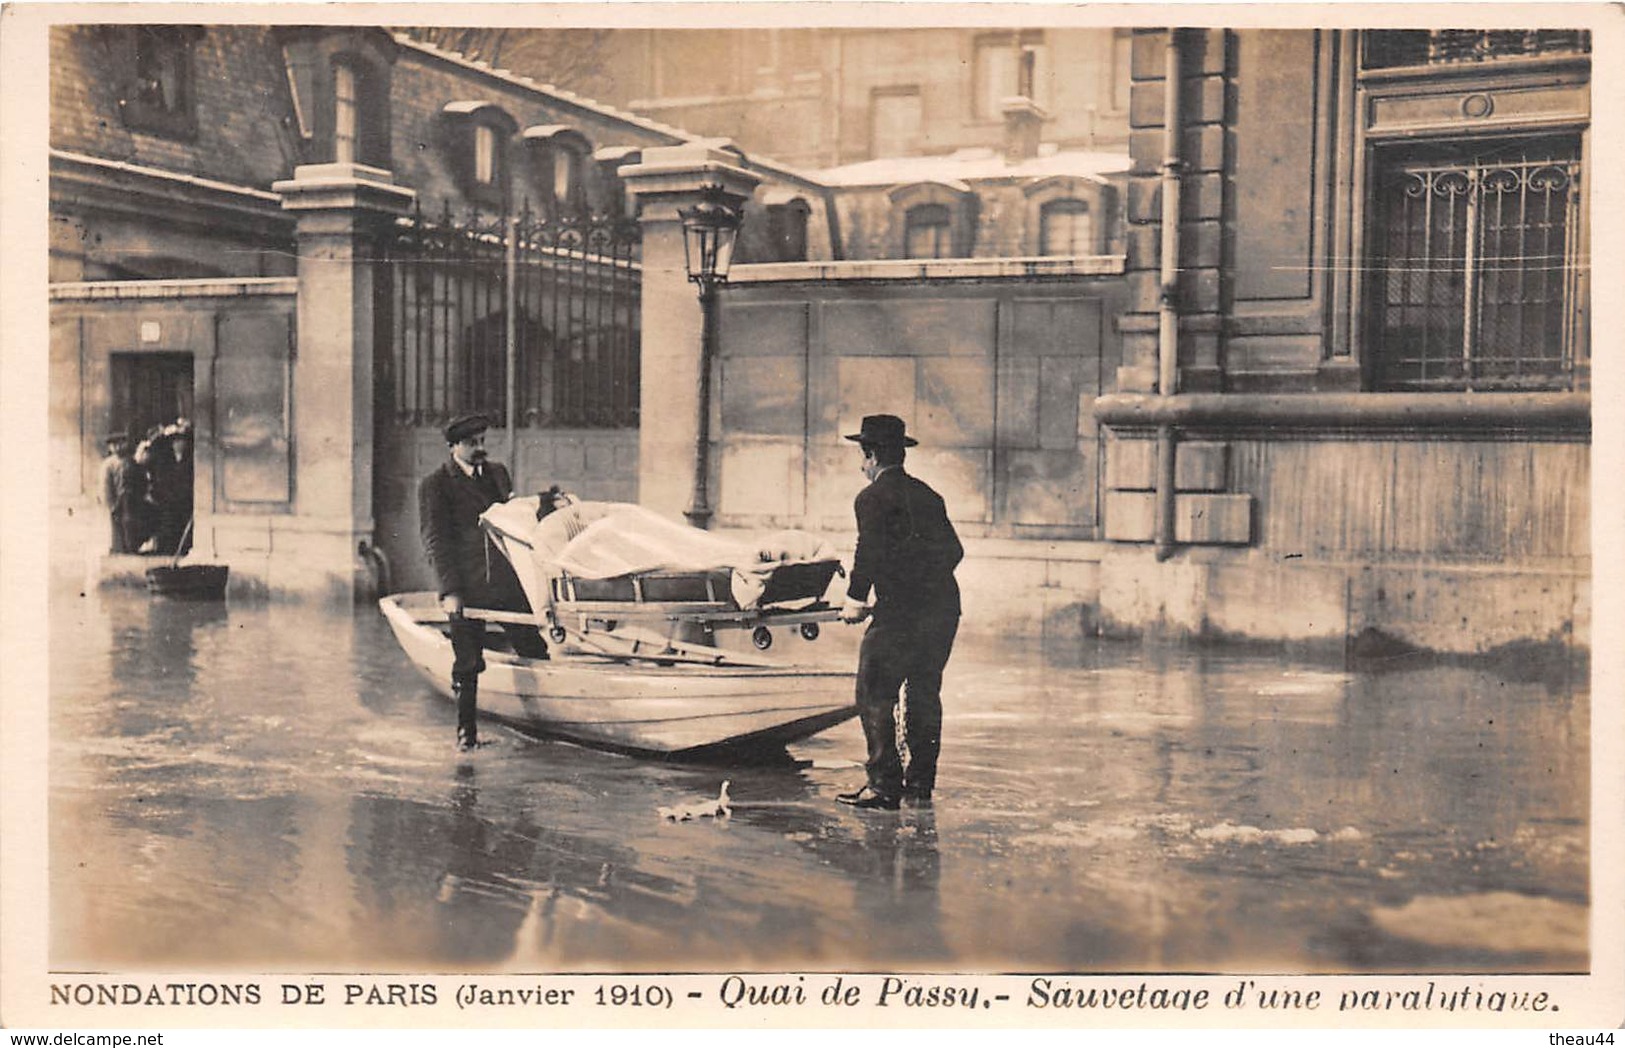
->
[1039, 199, 1093, 256]
[1023, 176, 1111, 257]
[888, 181, 976, 259]
[904, 204, 953, 259]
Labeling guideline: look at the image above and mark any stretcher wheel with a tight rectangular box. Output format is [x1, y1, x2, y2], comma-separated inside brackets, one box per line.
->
[548, 625, 567, 644]
[751, 626, 774, 650]
[798, 622, 820, 641]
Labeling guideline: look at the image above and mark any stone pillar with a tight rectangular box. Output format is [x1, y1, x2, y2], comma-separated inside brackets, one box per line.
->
[620, 144, 761, 522]
[273, 162, 415, 601]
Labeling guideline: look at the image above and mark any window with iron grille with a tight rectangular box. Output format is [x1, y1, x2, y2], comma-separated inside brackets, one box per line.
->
[1362, 29, 1590, 70]
[1369, 136, 1586, 392]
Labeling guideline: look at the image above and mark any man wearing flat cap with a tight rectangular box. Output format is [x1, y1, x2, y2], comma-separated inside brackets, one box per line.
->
[836, 414, 964, 810]
[419, 412, 550, 750]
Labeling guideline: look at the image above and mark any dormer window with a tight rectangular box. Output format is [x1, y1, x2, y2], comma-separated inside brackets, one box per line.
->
[1023, 175, 1112, 257]
[766, 197, 810, 262]
[117, 26, 202, 139]
[277, 28, 396, 168]
[521, 126, 594, 218]
[444, 101, 517, 208]
[594, 145, 643, 219]
[888, 181, 977, 259]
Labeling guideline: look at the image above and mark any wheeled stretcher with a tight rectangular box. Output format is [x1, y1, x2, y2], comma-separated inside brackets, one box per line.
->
[481, 498, 847, 653]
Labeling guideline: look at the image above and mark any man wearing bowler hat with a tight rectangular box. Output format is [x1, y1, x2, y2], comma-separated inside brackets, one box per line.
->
[836, 414, 964, 810]
[419, 412, 551, 750]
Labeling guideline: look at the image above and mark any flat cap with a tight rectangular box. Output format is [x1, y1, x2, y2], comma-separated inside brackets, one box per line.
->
[443, 412, 491, 443]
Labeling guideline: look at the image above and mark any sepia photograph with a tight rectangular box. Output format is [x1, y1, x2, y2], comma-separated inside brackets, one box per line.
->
[1, 1, 1620, 1035]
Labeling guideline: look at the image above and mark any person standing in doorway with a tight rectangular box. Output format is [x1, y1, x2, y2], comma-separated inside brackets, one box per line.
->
[148, 419, 194, 556]
[419, 412, 549, 750]
[99, 432, 147, 553]
[836, 415, 963, 810]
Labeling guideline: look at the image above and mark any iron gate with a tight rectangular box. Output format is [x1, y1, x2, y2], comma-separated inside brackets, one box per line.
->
[381, 200, 642, 429]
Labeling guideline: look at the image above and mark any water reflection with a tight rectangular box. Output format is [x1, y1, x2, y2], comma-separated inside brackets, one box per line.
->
[49, 587, 1588, 973]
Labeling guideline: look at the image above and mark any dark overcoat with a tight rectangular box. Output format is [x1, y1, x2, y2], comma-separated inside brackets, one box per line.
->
[418, 459, 529, 611]
[846, 466, 963, 624]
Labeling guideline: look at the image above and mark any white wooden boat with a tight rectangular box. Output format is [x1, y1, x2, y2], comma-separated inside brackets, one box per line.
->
[378, 592, 857, 758]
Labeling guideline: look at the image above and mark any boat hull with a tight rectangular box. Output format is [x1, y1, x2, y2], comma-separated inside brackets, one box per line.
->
[378, 593, 857, 757]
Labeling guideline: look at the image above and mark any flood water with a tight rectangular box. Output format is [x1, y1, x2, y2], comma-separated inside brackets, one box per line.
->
[49, 587, 1588, 974]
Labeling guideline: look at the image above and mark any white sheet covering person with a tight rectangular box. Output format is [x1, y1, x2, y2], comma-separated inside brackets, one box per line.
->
[480, 499, 838, 614]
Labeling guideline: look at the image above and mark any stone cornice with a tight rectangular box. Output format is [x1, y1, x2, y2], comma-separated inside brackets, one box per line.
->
[620, 144, 764, 223]
[50, 149, 291, 235]
[1094, 391, 1591, 440]
[730, 255, 1126, 284]
[50, 277, 298, 302]
[273, 163, 418, 218]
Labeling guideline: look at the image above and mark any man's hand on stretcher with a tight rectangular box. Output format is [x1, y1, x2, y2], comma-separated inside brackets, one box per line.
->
[838, 598, 871, 624]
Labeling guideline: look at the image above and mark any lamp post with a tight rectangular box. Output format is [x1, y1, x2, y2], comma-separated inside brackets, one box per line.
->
[679, 186, 742, 529]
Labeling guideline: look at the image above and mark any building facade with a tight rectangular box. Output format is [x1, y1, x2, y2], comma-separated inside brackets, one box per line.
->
[1091, 28, 1590, 655]
[48, 25, 795, 597]
[537, 27, 1134, 265]
[46, 22, 1590, 657]
[557, 27, 1132, 171]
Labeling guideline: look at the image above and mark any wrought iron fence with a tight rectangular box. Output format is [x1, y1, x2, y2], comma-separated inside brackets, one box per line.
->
[1362, 29, 1591, 70]
[1372, 145, 1586, 391]
[381, 199, 642, 428]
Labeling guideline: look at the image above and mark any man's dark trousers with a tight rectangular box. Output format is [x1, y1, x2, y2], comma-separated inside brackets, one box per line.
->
[855, 611, 960, 798]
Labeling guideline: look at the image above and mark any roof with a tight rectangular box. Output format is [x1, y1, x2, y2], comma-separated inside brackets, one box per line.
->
[816, 146, 1133, 188]
[394, 34, 832, 195]
[398, 35, 695, 146]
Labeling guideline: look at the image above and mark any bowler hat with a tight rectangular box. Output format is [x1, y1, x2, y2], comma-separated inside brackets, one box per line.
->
[843, 414, 917, 447]
[443, 412, 491, 444]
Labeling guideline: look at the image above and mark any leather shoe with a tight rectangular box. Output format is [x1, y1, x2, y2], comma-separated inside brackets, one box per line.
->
[835, 785, 900, 810]
[902, 790, 933, 808]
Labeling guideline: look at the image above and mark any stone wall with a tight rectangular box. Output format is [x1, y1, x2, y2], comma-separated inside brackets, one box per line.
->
[50, 26, 298, 189]
[1090, 28, 1591, 656]
[697, 260, 1127, 643]
[49, 279, 306, 596]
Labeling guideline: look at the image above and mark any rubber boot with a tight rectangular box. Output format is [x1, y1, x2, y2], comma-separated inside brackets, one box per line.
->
[454, 677, 480, 751]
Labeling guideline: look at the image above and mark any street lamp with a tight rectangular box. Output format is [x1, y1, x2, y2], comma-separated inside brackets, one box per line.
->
[679, 186, 742, 529]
